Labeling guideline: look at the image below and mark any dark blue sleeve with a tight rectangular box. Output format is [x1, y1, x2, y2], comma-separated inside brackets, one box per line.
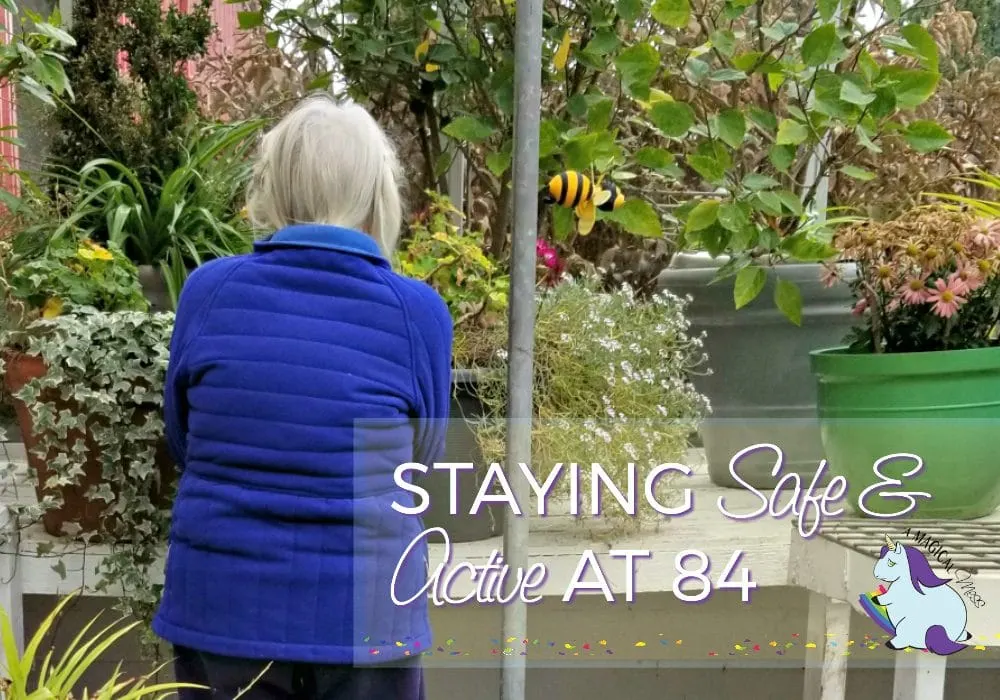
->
[400, 279, 453, 467]
[163, 259, 235, 470]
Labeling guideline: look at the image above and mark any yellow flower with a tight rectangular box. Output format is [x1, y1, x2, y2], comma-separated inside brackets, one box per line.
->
[42, 297, 63, 318]
[77, 242, 113, 261]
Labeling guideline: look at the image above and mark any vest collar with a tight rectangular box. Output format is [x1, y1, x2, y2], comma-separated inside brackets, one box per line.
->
[254, 224, 386, 263]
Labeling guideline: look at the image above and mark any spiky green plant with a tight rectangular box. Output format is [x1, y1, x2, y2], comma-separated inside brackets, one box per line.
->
[0, 592, 204, 699]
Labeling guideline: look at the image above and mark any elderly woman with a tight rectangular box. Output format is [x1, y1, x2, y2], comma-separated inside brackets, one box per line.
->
[152, 95, 452, 700]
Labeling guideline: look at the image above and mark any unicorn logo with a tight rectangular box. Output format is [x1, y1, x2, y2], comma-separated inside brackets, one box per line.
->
[858, 534, 971, 655]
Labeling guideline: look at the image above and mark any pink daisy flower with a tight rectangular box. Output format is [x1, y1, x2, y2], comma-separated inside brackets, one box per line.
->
[949, 265, 982, 295]
[820, 264, 841, 288]
[852, 298, 868, 316]
[899, 275, 929, 305]
[925, 277, 967, 318]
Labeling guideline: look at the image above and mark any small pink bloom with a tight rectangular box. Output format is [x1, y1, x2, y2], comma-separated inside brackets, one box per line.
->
[899, 275, 929, 305]
[926, 277, 967, 318]
[949, 266, 982, 295]
[852, 298, 868, 316]
[820, 264, 841, 288]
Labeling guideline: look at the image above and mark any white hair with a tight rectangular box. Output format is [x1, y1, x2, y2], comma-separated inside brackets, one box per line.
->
[246, 94, 404, 255]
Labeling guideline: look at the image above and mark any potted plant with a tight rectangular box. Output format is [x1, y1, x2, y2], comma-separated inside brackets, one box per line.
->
[649, 0, 957, 489]
[472, 272, 709, 533]
[811, 206, 1000, 519]
[0, 231, 175, 537]
[394, 193, 510, 542]
[39, 118, 264, 311]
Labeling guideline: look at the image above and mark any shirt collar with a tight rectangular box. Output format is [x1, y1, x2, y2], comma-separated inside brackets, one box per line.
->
[254, 224, 386, 263]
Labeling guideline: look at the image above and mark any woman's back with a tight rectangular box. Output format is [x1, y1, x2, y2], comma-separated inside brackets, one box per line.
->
[152, 224, 452, 664]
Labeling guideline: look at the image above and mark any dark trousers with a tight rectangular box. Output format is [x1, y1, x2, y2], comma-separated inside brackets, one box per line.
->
[173, 645, 426, 700]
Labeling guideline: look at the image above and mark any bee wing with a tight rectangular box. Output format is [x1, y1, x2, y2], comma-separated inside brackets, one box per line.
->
[576, 200, 596, 235]
[593, 189, 612, 207]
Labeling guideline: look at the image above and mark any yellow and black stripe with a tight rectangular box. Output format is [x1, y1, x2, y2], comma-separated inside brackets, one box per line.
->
[597, 180, 625, 212]
[546, 171, 593, 208]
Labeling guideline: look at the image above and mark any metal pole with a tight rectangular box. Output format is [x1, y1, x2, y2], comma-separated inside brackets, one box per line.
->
[800, 5, 840, 225]
[502, 0, 542, 695]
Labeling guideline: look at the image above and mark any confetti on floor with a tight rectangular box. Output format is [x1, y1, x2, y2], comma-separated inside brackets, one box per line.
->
[363, 630, 1000, 659]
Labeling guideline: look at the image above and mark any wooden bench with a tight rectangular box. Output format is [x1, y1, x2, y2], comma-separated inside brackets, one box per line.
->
[789, 518, 1000, 700]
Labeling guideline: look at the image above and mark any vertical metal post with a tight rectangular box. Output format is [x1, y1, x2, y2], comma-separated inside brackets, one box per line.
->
[502, 0, 542, 695]
[801, 4, 840, 225]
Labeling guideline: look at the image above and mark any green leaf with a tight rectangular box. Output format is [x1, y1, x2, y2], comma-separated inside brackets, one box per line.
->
[265, 31, 280, 49]
[710, 68, 747, 82]
[776, 119, 809, 146]
[634, 146, 678, 172]
[563, 131, 620, 170]
[688, 155, 726, 184]
[588, 97, 615, 131]
[754, 192, 784, 216]
[617, 0, 644, 21]
[685, 57, 711, 84]
[442, 116, 496, 143]
[734, 265, 767, 309]
[840, 78, 876, 106]
[742, 174, 779, 191]
[774, 278, 803, 325]
[716, 109, 746, 149]
[539, 120, 562, 157]
[486, 151, 511, 177]
[552, 206, 575, 240]
[762, 22, 799, 42]
[840, 164, 877, 181]
[817, 0, 839, 22]
[649, 101, 696, 138]
[776, 190, 804, 216]
[710, 30, 737, 57]
[685, 200, 720, 232]
[748, 107, 778, 133]
[858, 50, 880, 83]
[855, 125, 882, 154]
[900, 24, 939, 72]
[651, 0, 691, 28]
[237, 10, 264, 30]
[881, 0, 903, 20]
[801, 24, 840, 67]
[615, 43, 660, 98]
[781, 233, 838, 261]
[603, 199, 663, 238]
[887, 69, 940, 108]
[718, 202, 750, 232]
[34, 22, 75, 46]
[903, 120, 953, 153]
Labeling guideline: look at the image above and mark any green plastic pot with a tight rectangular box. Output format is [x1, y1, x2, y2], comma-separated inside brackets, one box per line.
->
[811, 345, 1000, 520]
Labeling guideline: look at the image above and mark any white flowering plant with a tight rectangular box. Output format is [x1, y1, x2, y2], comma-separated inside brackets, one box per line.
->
[474, 276, 710, 533]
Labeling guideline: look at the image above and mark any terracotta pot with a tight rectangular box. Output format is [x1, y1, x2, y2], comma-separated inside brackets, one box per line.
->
[3, 350, 176, 538]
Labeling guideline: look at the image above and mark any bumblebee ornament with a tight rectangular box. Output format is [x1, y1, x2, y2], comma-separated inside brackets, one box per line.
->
[544, 170, 625, 235]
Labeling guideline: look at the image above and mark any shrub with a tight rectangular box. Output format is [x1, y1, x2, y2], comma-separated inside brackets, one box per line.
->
[473, 277, 710, 533]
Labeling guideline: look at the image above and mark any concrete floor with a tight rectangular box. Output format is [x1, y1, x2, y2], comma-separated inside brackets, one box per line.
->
[20, 587, 1000, 699]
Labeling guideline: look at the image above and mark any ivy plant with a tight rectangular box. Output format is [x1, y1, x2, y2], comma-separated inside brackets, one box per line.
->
[0, 308, 175, 646]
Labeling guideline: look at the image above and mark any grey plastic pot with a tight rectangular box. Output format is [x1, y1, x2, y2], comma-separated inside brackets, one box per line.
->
[412, 369, 504, 543]
[138, 265, 171, 313]
[658, 252, 858, 489]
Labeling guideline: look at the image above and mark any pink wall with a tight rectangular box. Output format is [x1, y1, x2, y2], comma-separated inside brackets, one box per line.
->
[0, 5, 19, 198]
[0, 0, 249, 200]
